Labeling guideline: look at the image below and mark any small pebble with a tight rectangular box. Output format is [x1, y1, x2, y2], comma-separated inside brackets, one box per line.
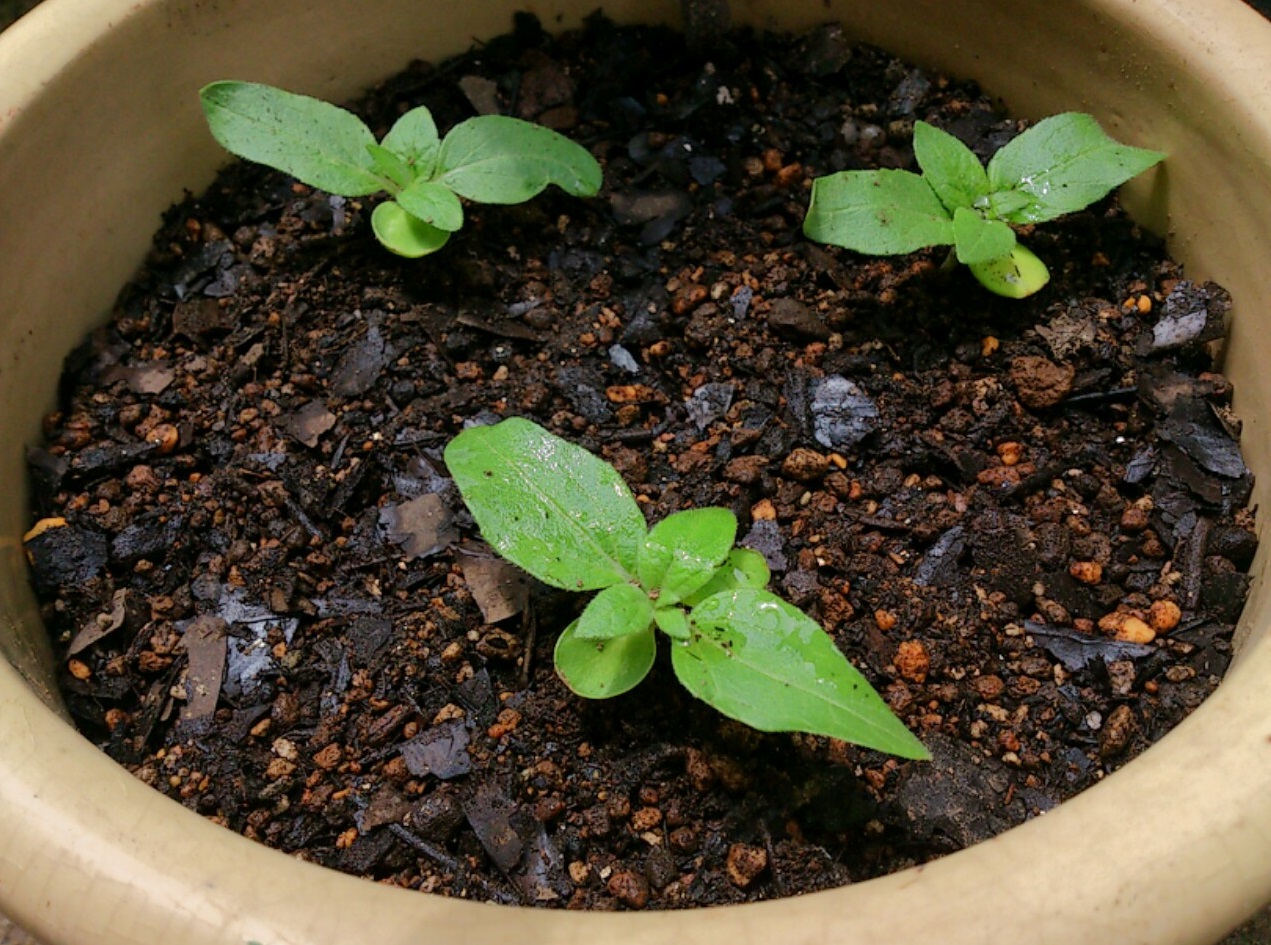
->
[1148, 599, 1182, 633]
[607, 869, 650, 908]
[1097, 612, 1156, 644]
[726, 842, 768, 889]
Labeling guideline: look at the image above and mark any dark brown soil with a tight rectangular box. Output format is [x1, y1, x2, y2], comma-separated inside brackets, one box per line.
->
[25, 14, 1255, 909]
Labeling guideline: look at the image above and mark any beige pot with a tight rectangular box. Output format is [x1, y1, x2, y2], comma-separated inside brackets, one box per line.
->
[3, 1, 1271, 942]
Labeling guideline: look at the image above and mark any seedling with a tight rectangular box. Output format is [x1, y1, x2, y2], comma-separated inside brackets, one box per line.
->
[199, 81, 602, 258]
[445, 417, 929, 760]
[803, 112, 1164, 297]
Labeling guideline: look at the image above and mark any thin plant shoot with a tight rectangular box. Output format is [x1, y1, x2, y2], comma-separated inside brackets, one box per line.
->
[444, 417, 929, 761]
[803, 112, 1164, 297]
[199, 81, 602, 258]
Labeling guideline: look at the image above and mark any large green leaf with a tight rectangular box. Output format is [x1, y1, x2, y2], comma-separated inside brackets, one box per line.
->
[575, 583, 655, 641]
[913, 121, 989, 214]
[674, 589, 930, 759]
[444, 418, 646, 590]
[555, 619, 656, 698]
[952, 207, 1017, 265]
[986, 112, 1165, 224]
[803, 169, 954, 255]
[199, 81, 385, 196]
[438, 115, 603, 204]
[637, 508, 737, 605]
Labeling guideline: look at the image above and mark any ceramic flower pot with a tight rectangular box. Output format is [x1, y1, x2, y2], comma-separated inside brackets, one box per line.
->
[2, 1, 1271, 943]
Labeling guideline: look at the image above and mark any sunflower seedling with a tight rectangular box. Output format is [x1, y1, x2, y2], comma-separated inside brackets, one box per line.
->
[444, 417, 929, 760]
[803, 112, 1164, 298]
[199, 81, 602, 258]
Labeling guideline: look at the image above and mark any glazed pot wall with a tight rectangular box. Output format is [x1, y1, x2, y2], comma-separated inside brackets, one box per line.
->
[2, 2, 1271, 945]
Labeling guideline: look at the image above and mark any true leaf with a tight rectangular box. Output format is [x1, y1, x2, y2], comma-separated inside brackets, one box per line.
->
[438, 115, 603, 204]
[366, 144, 416, 191]
[395, 178, 465, 232]
[199, 81, 384, 196]
[986, 112, 1166, 224]
[637, 507, 737, 605]
[952, 207, 1017, 265]
[381, 105, 441, 178]
[803, 169, 954, 255]
[682, 548, 771, 606]
[370, 202, 451, 257]
[674, 589, 930, 759]
[913, 121, 989, 214]
[574, 583, 655, 641]
[555, 619, 656, 698]
[444, 417, 646, 590]
[654, 606, 691, 640]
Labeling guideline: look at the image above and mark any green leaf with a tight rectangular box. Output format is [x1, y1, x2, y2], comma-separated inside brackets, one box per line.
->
[968, 243, 1051, 298]
[803, 169, 954, 255]
[654, 606, 691, 640]
[366, 144, 416, 191]
[674, 589, 930, 759]
[381, 105, 441, 178]
[438, 115, 603, 204]
[952, 207, 1018, 265]
[555, 619, 656, 698]
[913, 121, 989, 214]
[986, 112, 1166, 224]
[370, 201, 451, 257]
[637, 508, 737, 605]
[199, 81, 384, 196]
[444, 418, 646, 591]
[575, 583, 655, 641]
[395, 178, 465, 232]
[682, 548, 771, 606]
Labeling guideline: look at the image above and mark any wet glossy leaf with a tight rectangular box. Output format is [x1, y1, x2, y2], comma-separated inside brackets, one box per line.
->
[803, 169, 953, 255]
[683, 548, 771, 606]
[674, 589, 930, 759]
[986, 112, 1165, 224]
[381, 105, 441, 178]
[575, 583, 655, 641]
[555, 619, 656, 698]
[444, 418, 646, 590]
[952, 207, 1017, 265]
[637, 507, 737, 605]
[913, 120, 988, 214]
[439, 115, 603, 204]
[200, 81, 384, 196]
[370, 201, 451, 257]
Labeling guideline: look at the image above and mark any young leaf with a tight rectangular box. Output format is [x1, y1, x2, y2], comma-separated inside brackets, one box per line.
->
[803, 169, 954, 255]
[968, 243, 1051, 298]
[395, 178, 465, 232]
[555, 619, 656, 698]
[370, 201, 452, 257]
[951, 207, 1017, 265]
[366, 144, 416, 191]
[380, 105, 441, 178]
[444, 417, 646, 590]
[986, 112, 1166, 224]
[637, 507, 737, 605]
[913, 121, 989, 214]
[682, 548, 771, 606]
[654, 606, 691, 640]
[674, 589, 930, 759]
[438, 115, 603, 204]
[574, 583, 655, 641]
[199, 81, 385, 196]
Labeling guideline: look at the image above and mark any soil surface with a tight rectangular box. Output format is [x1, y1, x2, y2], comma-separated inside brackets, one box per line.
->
[25, 15, 1255, 909]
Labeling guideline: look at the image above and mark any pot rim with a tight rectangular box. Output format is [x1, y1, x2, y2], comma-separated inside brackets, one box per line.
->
[3, 1, 1271, 944]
